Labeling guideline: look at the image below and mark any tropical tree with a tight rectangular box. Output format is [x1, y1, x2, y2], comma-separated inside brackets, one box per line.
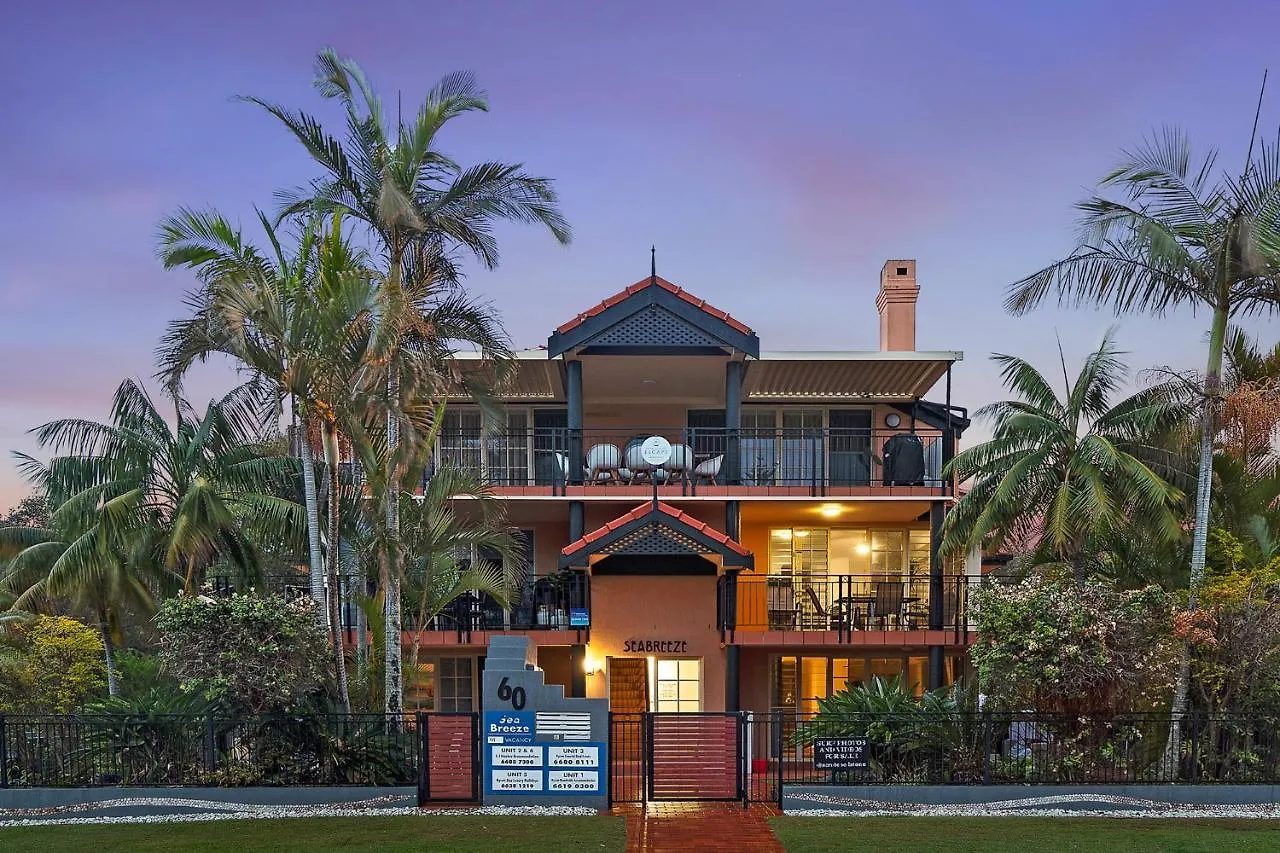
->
[1004, 127, 1280, 616]
[157, 210, 338, 622]
[246, 49, 569, 714]
[0, 486, 168, 696]
[157, 214, 390, 712]
[941, 330, 1186, 578]
[17, 380, 303, 597]
[370, 464, 524, 690]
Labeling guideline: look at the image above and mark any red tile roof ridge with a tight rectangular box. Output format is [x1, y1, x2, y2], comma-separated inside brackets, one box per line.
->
[560, 500, 750, 558]
[553, 275, 755, 337]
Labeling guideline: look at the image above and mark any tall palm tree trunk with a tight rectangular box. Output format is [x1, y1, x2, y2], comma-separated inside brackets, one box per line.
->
[298, 414, 329, 627]
[322, 421, 351, 713]
[1165, 303, 1229, 772]
[98, 609, 119, 698]
[384, 375, 403, 719]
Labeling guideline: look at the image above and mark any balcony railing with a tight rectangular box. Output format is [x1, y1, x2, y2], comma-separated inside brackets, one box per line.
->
[427, 426, 950, 495]
[416, 571, 590, 634]
[719, 573, 968, 639]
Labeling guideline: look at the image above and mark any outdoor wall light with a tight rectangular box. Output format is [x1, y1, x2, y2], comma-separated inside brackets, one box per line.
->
[583, 657, 602, 676]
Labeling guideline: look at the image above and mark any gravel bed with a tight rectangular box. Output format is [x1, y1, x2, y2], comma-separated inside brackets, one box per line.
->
[784, 792, 1280, 819]
[0, 797, 598, 828]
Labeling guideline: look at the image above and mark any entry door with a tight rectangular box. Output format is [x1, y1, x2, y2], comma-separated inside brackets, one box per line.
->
[608, 658, 649, 714]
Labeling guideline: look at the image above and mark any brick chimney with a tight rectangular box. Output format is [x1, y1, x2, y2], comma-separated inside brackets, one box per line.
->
[876, 259, 919, 351]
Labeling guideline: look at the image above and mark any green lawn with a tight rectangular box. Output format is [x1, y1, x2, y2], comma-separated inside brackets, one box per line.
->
[771, 817, 1280, 853]
[1, 815, 626, 853]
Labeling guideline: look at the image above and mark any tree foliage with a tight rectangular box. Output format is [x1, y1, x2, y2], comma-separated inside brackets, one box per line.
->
[0, 615, 106, 713]
[971, 572, 1178, 714]
[154, 593, 329, 714]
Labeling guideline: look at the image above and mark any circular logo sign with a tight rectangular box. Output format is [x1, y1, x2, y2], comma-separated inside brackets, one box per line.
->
[639, 435, 672, 466]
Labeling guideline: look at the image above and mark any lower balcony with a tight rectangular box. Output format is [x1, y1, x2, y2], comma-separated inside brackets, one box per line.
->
[719, 573, 969, 644]
[401, 571, 590, 643]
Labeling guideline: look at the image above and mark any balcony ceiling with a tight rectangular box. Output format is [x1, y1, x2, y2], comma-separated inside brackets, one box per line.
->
[741, 500, 934, 525]
[450, 349, 962, 405]
[744, 352, 960, 401]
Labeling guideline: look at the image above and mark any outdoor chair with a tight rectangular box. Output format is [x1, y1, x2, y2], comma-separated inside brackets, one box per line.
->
[693, 454, 723, 485]
[586, 443, 622, 483]
[870, 581, 905, 629]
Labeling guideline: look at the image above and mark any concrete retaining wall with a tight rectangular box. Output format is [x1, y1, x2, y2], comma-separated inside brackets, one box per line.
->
[783, 784, 1280, 812]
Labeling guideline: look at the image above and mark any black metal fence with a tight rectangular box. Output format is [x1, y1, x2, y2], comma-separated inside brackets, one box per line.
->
[744, 710, 1280, 795]
[0, 712, 457, 796]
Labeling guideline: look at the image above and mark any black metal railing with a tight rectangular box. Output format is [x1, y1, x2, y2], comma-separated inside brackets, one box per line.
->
[409, 571, 590, 633]
[720, 574, 968, 638]
[0, 713, 423, 788]
[426, 426, 949, 495]
[743, 711, 1280, 789]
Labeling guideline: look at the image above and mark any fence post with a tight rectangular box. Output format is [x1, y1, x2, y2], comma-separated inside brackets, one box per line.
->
[416, 711, 430, 806]
[204, 711, 217, 776]
[981, 709, 992, 785]
[0, 713, 7, 789]
[738, 711, 748, 809]
[470, 712, 480, 803]
[773, 709, 784, 808]
[644, 713, 654, 804]
[1188, 709, 1200, 784]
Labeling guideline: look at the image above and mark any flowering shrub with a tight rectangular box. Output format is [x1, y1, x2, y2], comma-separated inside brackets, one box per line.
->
[0, 615, 106, 713]
[971, 572, 1177, 713]
[155, 592, 329, 714]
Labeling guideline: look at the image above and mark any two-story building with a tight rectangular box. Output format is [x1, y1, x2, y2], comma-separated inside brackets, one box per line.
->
[404, 259, 974, 723]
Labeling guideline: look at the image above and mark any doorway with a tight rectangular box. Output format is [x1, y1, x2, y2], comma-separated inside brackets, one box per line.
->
[608, 658, 649, 714]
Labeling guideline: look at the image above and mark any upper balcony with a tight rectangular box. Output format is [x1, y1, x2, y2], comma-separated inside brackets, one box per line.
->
[428, 425, 952, 498]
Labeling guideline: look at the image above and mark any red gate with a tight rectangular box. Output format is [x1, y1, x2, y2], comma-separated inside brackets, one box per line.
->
[646, 713, 744, 802]
[416, 712, 478, 803]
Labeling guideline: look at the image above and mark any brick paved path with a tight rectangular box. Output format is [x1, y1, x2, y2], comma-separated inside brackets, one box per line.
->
[615, 802, 784, 852]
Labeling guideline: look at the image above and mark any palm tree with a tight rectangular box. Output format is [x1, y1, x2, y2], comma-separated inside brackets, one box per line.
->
[246, 49, 570, 715]
[157, 209, 365, 623]
[157, 214, 392, 712]
[0, 475, 172, 696]
[1005, 128, 1280, 609]
[354, 464, 524, 697]
[941, 331, 1186, 579]
[19, 380, 304, 596]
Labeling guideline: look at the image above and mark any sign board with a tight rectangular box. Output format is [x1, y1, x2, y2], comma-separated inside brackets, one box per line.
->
[812, 737, 869, 770]
[480, 637, 609, 807]
[640, 435, 672, 466]
[569, 607, 590, 627]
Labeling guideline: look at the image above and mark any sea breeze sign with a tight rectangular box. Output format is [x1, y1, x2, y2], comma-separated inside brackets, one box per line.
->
[483, 710, 604, 795]
[812, 737, 869, 770]
[622, 639, 688, 654]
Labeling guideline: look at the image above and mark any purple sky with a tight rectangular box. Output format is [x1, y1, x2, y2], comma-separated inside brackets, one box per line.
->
[1, 0, 1277, 509]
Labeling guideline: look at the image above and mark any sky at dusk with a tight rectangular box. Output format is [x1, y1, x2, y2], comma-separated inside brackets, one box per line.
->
[1, 0, 1278, 508]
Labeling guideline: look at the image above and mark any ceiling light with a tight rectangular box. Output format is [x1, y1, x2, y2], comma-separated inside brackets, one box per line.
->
[819, 504, 843, 518]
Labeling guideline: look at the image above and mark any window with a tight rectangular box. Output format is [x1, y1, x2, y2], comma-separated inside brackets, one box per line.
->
[653, 658, 701, 712]
[438, 657, 474, 712]
[770, 526, 926, 582]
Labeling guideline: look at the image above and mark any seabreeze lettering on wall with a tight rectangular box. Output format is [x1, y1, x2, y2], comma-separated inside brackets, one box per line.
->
[812, 737, 869, 770]
[621, 639, 689, 654]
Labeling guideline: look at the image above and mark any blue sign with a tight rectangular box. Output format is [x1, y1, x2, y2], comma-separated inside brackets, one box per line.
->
[484, 711, 533, 745]
[483, 740, 605, 796]
[569, 607, 590, 627]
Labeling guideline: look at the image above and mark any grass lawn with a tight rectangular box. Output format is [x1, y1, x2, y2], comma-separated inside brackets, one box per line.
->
[771, 817, 1280, 853]
[1, 815, 626, 853]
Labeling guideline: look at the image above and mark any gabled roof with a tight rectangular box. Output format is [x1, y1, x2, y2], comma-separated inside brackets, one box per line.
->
[547, 276, 760, 359]
[559, 501, 753, 569]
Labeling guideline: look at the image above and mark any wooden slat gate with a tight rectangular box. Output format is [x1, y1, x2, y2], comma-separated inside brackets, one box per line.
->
[646, 712, 745, 802]
[416, 712, 479, 804]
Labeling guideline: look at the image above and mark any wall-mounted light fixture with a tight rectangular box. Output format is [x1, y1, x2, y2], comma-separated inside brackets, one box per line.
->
[583, 656, 602, 676]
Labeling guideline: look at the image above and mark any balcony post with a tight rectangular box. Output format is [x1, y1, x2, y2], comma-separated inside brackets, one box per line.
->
[726, 501, 740, 541]
[569, 644, 587, 698]
[725, 644, 740, 712]
[566, 358, 583, 485]
[569, 501, 584, 543]
[725, 360, 742, 485]
[927, 501, 946, 690]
